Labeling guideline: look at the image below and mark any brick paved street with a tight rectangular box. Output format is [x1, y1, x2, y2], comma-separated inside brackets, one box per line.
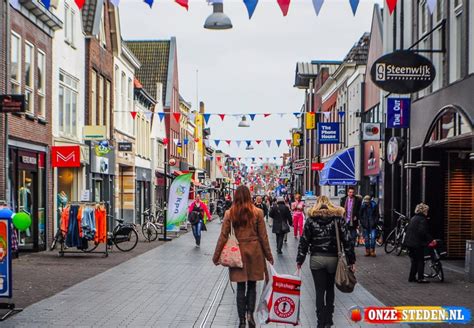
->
[4, 220, 409, 327]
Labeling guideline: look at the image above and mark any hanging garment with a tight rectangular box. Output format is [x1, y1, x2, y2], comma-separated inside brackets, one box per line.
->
[77, 206, 83, 237]
[60, 206, 70, 236]
[66, 205, 81, 247]
[94, 207, 107, 243]
[82, 207, 96, 241]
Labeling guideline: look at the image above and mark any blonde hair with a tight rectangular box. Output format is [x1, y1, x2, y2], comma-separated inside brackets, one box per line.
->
[313, 195, 338, 212]
[414, 203, 429, 215]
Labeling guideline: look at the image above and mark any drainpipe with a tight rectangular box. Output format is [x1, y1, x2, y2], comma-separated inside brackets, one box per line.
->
[4, 0, 10, 204]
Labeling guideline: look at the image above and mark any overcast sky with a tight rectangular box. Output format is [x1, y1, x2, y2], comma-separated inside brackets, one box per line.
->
[120, 0, 383, 164]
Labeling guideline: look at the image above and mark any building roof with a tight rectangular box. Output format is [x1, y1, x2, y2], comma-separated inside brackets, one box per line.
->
[294, 62, 319, 89]
[343, 32, 370, 65]
[82, 0, 103, 36]
[125, 40, 171, 104]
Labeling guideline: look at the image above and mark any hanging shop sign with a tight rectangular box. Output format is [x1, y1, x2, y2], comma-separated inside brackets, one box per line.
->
[83, 126, 107, 141]
[118, 142, 133, 152]
[95, 141, 111, 157]
[305, 112, 316, 130]
[0, 215, 12, 298]
[317, 123, 340, 144]
[311, 163, 325, 171]
[0, 95, 25, 113]
[370, 50, 436, 94]
[292, 132, 301, 147]
[387, 98, 411, 128]
[51, 146, 81, 168]
[362, 123, 381, 141]
[387, 137, 404, 165]
[292, 159, 306, 171]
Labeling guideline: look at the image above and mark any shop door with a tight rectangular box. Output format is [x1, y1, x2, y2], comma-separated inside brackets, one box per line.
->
[17, 170, 36, 249]
[136, 182, 144, 225]
[444, 153, 474, 258]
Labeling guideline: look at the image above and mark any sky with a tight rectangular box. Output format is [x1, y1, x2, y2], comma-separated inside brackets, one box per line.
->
[119, 0, 383, 164]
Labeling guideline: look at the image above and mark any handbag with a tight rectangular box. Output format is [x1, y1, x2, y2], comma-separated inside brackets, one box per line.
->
[334, 219, 357, 293]
[188, 211, 200, 225]
[276, 206, 290, 234]
[218, 221, 243, 268]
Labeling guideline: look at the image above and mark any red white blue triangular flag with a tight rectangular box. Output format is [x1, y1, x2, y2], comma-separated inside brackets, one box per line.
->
[277, 0, 291, 16]
[386, 0, 397, 15]
[144, 0, 153, 8]
[203, 114, 211, 125]
[349, 0, 359, 15]
[427, 0, 436, 14]
[175, 0, 188, 10]
[312, 0, 324, 16]
[243, 0, 258, 19]
[276, 140, 282, 147]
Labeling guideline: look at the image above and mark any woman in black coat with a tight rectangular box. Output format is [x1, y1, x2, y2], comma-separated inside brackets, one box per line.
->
[404, 203, 435, 283]
[269, 197, 292, 254]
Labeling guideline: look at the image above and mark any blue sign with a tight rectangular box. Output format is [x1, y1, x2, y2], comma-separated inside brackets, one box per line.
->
[387, 98, 411, 128]
[318, 123, 340, 144]
[0, 215, 12, 298]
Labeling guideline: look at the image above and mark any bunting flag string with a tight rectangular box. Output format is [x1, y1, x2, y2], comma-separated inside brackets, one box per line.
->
[386, 0, 397, 15]
[243, 0, 258, 19]
[183, 138, 189, 145]
[131, 111, 138, 120]
[276, 140, 282, 147]
[249, 114, 256, 121]
[236, 140, 242, 147]
[158, 112, 165, 122]
[312, 0, 324, 16]
[266, 140, 272, 147]
[349, 0, 359, 15]
[74, 0, 85, 10]
[110, 0, 120, 7]
[214, 140, 221, 147]
[173, 113, 181, 123]
[143, 0, 153, 8]
[175, 0, 188, 10]
[203, 114, 211, 125]
[426, 0, 436, 14]
[338, 112, 345, 118]
[41, 0, 51, 9]
[218, 114, 226, 121]
[277, 0, 291, 16]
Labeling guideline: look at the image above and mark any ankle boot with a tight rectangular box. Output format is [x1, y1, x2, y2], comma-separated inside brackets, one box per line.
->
[247, 313, 256, 328]
[371, 249, 376, 257]
[365, 249, 371, 256]
[237, 294, 246, 327]
[317, 310, 326, 328]
[246, 287, 257, 328]
[238, 318, 246, 328]
[324, 305, 334, 327]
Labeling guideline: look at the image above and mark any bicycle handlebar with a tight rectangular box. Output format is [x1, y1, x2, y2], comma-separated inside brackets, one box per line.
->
[393, 210, 407, 219]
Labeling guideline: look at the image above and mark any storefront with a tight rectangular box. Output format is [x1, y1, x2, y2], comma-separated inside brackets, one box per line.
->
[409, 76, 474, 259]
[8, 145, 47, 251]
[135, 167, 151, 225]
[89, 142, 115, 229]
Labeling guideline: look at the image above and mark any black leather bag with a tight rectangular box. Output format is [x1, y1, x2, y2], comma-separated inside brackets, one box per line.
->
[188, 211, 200, 225]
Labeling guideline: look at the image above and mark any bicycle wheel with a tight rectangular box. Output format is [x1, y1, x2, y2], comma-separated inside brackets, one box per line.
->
[384, 230, 397, 254]
[435, 261, 444, 282]
[82, 240, 99, 253]
[114, 228, 139, 252]
[142, 223, 158, 242]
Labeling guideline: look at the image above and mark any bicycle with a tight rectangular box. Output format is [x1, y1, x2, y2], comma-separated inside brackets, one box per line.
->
[384, 210, 410, 255]
[423, 239, 446, 282]
[108, 218, 139, 252]
[375, 219, 384, 247]
[142, 207, 159, 242]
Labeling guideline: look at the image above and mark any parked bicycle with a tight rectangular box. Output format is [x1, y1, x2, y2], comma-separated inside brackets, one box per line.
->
[424, 239, 447, 282]
[141, 206, 165, 242]
[384, 210, 410, 255]
[375, 219, 384, 247]
[108, 217, 139, 252]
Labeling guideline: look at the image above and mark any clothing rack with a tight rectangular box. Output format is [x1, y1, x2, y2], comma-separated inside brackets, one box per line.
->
[59, 201, 109, 258]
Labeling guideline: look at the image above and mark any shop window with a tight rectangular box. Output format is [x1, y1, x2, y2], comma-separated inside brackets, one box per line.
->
[25, 42, 34, 113]
[58, 167, 78, 202]
[59, 71, 79, 137]
[427, 107, 472, 144]
[10, 32, 21, 94]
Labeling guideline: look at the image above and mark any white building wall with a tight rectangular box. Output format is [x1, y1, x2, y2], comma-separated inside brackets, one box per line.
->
[113, 56, 135, 137]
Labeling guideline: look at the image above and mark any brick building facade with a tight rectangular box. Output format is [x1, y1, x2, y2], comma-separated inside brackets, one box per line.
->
[0, 0, 7, 201]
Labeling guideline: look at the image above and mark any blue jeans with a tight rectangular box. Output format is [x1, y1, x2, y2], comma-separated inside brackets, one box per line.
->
[364, 228, 377, 250]
[192, 221, 202, 245]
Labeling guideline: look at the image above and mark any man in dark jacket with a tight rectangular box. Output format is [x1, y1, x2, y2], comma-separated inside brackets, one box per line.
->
[340, 187, 362, 247]
[359, 196, 379, 257]
[269, 197, 292, 254]
[254, 196, 268, 218]
[404, 203, 435, 283]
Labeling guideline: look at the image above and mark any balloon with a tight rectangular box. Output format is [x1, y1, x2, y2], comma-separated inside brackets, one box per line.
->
[0, 208, 14, 219]
[13, 212, 32, 232]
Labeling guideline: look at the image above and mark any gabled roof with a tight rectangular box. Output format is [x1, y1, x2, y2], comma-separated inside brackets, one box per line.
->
[343, 32, 370, 65]
[82, 0, 103, 36]
[126, 40, 172, 105]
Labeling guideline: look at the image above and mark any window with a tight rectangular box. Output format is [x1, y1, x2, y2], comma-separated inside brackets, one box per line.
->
[432, 0, 445, 91]
[59, 71, 79, 136]
[64, 4, 75, 46]
[90, 70, 97, 125]
[37, 51, 46, 117]
[428, 108, 472, 143]
[127, 78, 133, 134]
[10, 33, 21, 94]
[98, 75, 104, 125]
[105, 80, 111, 138]
[98, 6, 106, 47]
[449, 0, 463, 82]
[470, 0, 474, 73]
[25, 43, 34, 113]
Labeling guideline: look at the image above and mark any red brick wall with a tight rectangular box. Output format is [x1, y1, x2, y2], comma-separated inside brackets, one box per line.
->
[85, 0, 114, 137]
[8, 8, 54, 246]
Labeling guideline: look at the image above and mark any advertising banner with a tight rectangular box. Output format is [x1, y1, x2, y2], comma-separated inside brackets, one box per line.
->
[387, 98, 411, 128]
[0, 216, 12, 298]
[166, 173, 193, 231]
[317, 123, 340, 144]
[51, 146, 81, 168]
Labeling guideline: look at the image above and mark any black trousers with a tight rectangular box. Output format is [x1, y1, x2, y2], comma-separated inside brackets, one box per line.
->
[275, 233, 285, 252]
[236, 281, 257, 318]
[408, 247, 425, 281]
[311, 269, 336, 316]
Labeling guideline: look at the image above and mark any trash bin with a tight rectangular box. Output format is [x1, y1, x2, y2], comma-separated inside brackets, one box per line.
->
[465, 240, 474, 283]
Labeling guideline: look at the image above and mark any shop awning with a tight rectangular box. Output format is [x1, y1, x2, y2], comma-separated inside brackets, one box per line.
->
[319, 147, 357, 186]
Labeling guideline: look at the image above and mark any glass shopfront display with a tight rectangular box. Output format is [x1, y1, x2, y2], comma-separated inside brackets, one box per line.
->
[9, 148, 47, 251]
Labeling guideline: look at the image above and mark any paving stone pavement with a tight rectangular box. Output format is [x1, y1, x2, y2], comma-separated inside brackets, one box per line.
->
[5, 220, 408, 328]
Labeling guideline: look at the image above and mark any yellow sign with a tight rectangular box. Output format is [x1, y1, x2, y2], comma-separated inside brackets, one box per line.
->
[292, 132, 301, 147]
[305, 112, 316, 130]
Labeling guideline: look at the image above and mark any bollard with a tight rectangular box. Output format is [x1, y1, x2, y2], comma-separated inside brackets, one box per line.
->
[465, 240, 474, 283]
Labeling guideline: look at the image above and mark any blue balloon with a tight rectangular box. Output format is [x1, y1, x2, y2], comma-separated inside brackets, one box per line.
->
[0, 208, 14, 219]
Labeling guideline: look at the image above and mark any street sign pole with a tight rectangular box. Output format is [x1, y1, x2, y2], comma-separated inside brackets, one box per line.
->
[159, 146, 171, 242]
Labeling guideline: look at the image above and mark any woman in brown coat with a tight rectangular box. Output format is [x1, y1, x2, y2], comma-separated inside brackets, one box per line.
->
[213, 186, 274, 328]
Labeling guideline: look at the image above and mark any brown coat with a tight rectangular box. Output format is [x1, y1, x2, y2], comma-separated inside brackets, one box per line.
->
[212, 208, 274, 282]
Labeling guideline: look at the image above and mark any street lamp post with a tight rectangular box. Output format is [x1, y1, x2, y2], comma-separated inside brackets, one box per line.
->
[159, 147, 172, 242]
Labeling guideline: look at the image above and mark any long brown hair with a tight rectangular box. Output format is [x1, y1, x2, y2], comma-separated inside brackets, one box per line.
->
[229, 186, 255, 228]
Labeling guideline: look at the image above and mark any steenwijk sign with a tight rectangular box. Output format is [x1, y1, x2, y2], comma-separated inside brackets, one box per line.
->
[371, 50, 436, 94]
